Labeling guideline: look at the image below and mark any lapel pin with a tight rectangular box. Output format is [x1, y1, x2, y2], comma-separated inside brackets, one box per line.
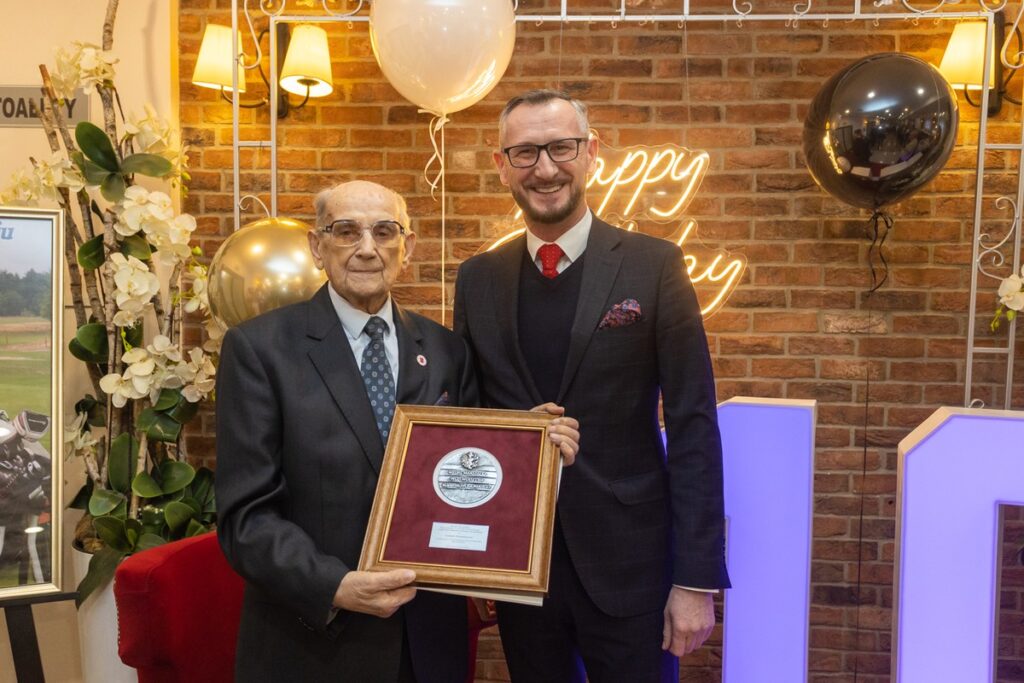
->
[416, 354, 427, 366]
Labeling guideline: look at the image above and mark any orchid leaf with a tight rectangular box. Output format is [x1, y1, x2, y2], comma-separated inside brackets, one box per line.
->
[77, 235, 105, 270]
[131, 471, 163, 499]
[158, 461, 195, 494]
[75, 546, 125, 607]
[71, 323, 107, 362]
[107, 433, 138, 494]
[93, 515, 132, 553]
[135, 533, 166, 552]
[120, 234, 151, 261]
[146, 412, 182, 443]
[121, 153, 172, 178]
[99, 172, 127, 202]
[186, 519, 207, 537]
[153, 388, 181, 412]
[88, 488, 126, 517]
[75, 121, 120, 172]
[164, 500, 196, 534]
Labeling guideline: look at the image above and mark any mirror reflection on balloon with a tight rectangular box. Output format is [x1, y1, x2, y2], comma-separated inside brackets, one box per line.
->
[803, 53, 959, 211]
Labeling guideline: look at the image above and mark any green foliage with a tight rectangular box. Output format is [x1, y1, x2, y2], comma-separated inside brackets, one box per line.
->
[73, 122, 174, 203]
[68, 322, 108, 363]
[75, 546, 125, 607]
[77, 235, 105, 271]
[120, 235, 152, 261]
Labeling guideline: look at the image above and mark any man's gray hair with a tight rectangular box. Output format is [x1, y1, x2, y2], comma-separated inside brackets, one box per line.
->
[313, 180, 410, 228]
[498, 89, 589, 146]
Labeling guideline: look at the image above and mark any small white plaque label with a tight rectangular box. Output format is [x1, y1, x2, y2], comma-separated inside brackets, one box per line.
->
[428, 522, 489, 552]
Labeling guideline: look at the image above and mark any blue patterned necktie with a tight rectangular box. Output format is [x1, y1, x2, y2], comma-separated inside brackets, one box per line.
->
[360, 316, 396, 445]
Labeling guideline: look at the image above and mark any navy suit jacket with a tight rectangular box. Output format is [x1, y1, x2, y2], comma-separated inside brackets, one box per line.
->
[454, 218, 729, 618]
[216, 284, 478, 682]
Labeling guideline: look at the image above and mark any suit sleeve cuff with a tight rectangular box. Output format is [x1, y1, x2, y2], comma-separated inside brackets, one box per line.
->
[673, 584, 720, 594]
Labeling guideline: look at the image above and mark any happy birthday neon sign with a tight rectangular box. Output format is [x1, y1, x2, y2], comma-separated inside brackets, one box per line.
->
[482, 144, 746, 317]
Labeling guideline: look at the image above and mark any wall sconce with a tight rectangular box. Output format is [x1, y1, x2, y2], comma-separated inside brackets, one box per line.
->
[191, 23, 334, 118]
[939, 13, 1018, 116]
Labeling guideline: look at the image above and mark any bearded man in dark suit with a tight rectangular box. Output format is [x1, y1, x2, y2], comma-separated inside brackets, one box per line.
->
[454, 91, 730, 683]
[215, 180, 579, 682]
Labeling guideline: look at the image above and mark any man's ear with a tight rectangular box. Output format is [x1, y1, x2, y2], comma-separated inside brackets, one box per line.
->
[401, 231, 417, 267]
[585, 134, 599, 175]
[493, 150, 511, 187]
[308, 231, 325, 269]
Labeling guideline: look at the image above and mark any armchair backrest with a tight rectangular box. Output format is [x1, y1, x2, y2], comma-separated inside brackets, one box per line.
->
[114, 531, 244, 683]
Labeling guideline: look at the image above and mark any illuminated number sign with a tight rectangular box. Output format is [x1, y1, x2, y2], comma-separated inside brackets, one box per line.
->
[894, 408, 1024, 681]
[718, 398, 816, 683]
[483, 144, 746, 317]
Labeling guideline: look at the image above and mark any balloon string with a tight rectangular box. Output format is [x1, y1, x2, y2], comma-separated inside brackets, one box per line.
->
[421, 110, 449, 200]
[866, 210, 892, 293]
[419, 110, 449, 326]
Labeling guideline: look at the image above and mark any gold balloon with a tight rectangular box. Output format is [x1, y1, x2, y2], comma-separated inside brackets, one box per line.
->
[208, 216, 327, 328]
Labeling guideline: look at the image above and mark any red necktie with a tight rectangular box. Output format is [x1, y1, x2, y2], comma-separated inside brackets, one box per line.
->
[537, 243, 564, 279]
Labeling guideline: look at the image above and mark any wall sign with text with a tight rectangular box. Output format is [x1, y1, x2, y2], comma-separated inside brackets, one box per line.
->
[0, 86, 89, 128]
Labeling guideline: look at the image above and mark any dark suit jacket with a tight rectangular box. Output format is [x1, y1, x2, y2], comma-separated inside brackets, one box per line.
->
[454, 218, 729, 618]
[216, 284, 478, 682]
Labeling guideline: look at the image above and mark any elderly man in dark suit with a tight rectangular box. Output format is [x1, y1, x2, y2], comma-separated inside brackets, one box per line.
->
[215, 180, 578, 683]
[454, 91, 730, 683]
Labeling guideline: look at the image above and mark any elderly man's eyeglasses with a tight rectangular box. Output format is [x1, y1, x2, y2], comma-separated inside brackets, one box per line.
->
[319, 219, 406, 248]
[502, 137, 588, 169]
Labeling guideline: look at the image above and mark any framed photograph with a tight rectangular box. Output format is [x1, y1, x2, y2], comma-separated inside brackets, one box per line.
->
[0, 205, 63, 600]
[360, 405, 561, 605]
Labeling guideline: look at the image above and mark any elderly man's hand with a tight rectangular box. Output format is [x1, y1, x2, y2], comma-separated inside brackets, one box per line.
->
[333, 569, 417, 618]
[531, 403, 580, 466]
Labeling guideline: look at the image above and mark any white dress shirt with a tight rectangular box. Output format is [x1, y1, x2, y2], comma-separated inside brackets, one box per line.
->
[327, 285, 399, 387]
[525, 211, 592, 274]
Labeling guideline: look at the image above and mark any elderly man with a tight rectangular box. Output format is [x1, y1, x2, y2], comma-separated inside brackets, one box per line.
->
[454, 91, 730, 682]
[216, 180, 578, 683]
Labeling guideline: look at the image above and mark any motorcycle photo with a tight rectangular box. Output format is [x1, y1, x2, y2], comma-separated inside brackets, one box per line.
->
[0, 408, 52, 587]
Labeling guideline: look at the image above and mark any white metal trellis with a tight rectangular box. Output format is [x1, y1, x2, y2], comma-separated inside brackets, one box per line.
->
[227, 0, 1021, 409]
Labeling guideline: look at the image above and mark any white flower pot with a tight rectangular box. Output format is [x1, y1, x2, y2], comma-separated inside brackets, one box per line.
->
[71, 547, 138, 683]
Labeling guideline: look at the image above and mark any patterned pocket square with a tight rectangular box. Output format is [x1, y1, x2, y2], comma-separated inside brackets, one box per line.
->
[598, 299, 642, 329]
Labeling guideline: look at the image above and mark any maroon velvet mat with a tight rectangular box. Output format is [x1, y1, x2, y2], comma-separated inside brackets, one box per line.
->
[381, 424, 542, 571]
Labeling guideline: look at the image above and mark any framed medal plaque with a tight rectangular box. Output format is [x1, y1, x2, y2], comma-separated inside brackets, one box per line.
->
[359, 405, 561, 605]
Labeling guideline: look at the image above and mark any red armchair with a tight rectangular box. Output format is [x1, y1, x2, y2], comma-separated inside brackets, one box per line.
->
[114, 530, 494, 682]
[114, 532, 244, 683]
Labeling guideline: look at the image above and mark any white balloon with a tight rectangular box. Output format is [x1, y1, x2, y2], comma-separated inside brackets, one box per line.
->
[370, 0, 516, 115]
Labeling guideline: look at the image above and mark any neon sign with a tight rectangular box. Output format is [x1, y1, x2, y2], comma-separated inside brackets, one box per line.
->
[894, 407, 1024, 681]
[481, 144, 746, 317]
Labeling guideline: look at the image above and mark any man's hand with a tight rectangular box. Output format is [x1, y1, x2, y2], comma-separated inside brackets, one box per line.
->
[531, 403, 580, 466]
[333, 569, 417, 618]
[662, 587, 715, 656]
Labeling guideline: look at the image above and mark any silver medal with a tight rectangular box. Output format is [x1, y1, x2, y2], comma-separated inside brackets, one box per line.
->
[432, 447, 503, 508]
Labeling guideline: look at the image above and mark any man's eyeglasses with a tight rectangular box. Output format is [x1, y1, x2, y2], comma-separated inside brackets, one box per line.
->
[502, 137, 588, 169]
[319, 219, 406, 248]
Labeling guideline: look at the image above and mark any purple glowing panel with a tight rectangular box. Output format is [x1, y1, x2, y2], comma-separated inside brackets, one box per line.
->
[895, 408, 1024, 682]
[719, 398, 815, 682]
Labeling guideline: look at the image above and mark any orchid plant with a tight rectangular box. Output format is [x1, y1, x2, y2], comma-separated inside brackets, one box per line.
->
[991, 265, 1024, 332]
[0, 0, 219, 604]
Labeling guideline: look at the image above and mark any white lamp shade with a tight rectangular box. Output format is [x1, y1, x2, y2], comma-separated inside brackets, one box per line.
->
[939, 21, 996, 90]
[192, 24, 246, 93]
[280, 24, 334, 98]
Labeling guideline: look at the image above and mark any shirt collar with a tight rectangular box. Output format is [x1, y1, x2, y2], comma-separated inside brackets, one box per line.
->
[327, 285, 395, 342]
[525, 210, 592, 264]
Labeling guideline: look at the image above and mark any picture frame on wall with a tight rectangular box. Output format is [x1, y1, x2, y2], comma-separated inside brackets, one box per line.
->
[0, 205, 64, 600]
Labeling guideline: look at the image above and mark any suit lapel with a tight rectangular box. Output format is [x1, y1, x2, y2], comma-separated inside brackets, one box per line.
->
[394, 304, 428, 405]
[556, 219, 623, 403]
[305, 286, 386, 474]
[491, 236, 544, 405]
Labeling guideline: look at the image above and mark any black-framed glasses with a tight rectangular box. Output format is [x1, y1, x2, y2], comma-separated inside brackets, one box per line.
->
[502, 137, 588, 168]
[319, 219, 406, 248]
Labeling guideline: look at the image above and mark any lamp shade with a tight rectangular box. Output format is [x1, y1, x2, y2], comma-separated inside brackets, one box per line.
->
[280, 24, 334, 98]
[192, 24, 246, 93]
[939, 21, 996, 90]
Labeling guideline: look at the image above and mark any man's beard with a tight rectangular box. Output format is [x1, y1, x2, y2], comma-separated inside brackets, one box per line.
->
[512, 181, 585, 226]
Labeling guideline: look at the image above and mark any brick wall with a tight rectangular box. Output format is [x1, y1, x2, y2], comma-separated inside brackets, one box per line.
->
[179, 2, 1024, 680]
[999, 505, 1024, 683]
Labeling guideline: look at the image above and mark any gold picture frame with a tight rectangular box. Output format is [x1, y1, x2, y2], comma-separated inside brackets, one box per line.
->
[360, 405, 561, 604]
[0, 205, 64, 600]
